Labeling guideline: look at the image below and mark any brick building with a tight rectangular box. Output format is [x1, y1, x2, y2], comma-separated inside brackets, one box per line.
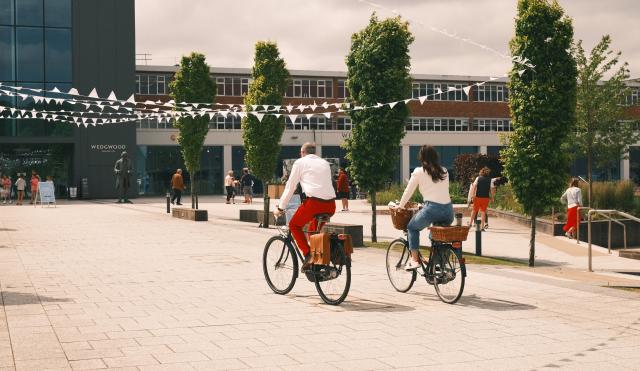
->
[134, 65, 640, 196]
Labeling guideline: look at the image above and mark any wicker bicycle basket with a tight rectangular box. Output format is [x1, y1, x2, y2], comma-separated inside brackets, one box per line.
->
[428, 226, 471, 242]
[389, 201, 419, 231]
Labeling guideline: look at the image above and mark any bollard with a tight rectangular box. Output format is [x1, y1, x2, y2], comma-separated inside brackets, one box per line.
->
[475, 219, 482, 256]
[166, 192, 170, 214]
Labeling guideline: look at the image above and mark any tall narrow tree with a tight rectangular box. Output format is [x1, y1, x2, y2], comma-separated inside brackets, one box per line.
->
[573, 35, 639, 205]
[242, 41, 290, 227]
[502, 0, 577, 266]
[345, 14, 414, 242]
[169, 52, 216, 209]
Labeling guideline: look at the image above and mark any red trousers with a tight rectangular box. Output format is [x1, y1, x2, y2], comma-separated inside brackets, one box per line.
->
[563, 206, 578, 232]
[290, 198, 336, 255]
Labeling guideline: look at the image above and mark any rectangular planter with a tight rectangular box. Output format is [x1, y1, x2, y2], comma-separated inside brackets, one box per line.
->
[239, 209, 285, 226]
[267, 184, 286, 199]
[172, 207, 208, 221]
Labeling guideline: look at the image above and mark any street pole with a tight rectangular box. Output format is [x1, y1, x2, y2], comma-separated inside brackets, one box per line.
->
[475, 219, 482, 256]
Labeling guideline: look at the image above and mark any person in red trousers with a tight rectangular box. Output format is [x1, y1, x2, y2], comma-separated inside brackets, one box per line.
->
[274, 142, 336, 272]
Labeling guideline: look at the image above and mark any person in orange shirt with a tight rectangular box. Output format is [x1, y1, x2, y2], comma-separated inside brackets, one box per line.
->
[337, 168, 350, 211]
[170, 169, 185, 206]
[29, 170, 40, 204]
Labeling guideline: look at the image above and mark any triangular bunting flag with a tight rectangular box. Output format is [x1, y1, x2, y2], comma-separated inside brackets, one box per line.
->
[322, 112, 331, 119]
[305, 113, 314, 120]
[389, 101, 399, 109]
[288, 114, 298, 123]
[419, 96, 428, 104]
[88, 88, 99, 98]
[463, 86, 472, 97]
[126, 94, 136, 104]
[253, 112, 265, 122]
[68, 88, 79, 95]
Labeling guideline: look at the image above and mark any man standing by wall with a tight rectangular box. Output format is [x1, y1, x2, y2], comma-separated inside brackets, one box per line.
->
[171, 169, 185, 206]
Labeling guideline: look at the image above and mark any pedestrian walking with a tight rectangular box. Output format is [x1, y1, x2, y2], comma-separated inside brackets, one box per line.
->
[170, 169, 185, 206]
[240, 168, 255, 204]
[15, 174, 26, 205]
[561, 178, 582, 239]
[29, 170, 40, 204]
[224, 170, 236, 204]
[1, 175, 11, 204]
[468, 167, 492, 231]
[337, 168, 350, 211]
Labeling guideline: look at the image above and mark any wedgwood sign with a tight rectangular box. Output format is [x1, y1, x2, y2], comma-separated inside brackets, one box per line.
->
[90, 144, 127, 153]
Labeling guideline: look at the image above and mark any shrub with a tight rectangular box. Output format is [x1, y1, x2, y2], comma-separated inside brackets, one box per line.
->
[493, 183, 525, 215]
[580, 181, 635, 212]
[453, 153, 503, 191]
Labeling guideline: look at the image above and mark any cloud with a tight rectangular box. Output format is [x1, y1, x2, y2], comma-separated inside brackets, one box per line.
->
[135, 0, 639, 77]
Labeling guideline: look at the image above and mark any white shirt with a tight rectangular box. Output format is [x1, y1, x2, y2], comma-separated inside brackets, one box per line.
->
[278, 154, 336, 209]
[399, 167, 451, 208]
[224, 175, 234, 187]
[561, 186, 582, 208]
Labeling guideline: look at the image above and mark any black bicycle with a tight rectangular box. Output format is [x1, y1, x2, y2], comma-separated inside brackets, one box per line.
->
[386, 227, 467, 304]
[262, 213, 351, 305]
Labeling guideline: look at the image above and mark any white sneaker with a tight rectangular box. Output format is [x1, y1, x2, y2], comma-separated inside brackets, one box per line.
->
[404, 259, 421, 271]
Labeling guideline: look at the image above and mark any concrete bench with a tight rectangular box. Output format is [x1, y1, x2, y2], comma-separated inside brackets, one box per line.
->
[239, 209, 285, 226]
[172, 207, 208, 221]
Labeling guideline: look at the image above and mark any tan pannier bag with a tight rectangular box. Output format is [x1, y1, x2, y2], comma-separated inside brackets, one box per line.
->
[310, 233, 331, 265]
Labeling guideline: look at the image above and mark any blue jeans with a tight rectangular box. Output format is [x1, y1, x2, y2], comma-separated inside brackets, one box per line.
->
[407, 201, 454, 250]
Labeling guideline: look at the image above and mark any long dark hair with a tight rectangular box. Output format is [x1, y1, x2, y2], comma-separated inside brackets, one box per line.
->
[419, 145, 447, 182]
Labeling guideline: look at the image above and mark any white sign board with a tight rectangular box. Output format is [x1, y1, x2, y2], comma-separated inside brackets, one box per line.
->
[38, 182, 56, 205]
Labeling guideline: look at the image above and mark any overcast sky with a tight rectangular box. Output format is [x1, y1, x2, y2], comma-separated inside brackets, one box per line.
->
[135, 0, 639, 78]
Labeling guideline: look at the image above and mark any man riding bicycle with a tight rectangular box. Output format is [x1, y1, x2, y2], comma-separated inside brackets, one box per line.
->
[274, 142, 336, 272]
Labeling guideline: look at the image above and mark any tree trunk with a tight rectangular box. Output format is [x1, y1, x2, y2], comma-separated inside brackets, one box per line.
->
[262, 181, 270, 228]
[371, 190, 377, 243]
[529, 213, 536, 267]
[191, 172, 196, 209]
[587, 146, 593, 208]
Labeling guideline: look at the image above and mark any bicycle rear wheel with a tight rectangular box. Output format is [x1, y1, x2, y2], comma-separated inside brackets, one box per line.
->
[386, 239, 416, 292]
[263, 235, 298, 295]
[433, 246, 465, 304]
[314, 258, 351, 305]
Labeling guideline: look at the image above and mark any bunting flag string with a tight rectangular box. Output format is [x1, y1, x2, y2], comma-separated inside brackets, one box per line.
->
[0, 72, 512, 127]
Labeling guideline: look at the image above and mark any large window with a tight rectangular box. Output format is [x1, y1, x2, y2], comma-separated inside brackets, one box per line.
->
[16, 0, 42, 26]
[136, 74, 171, 95]
[44, 0, 71, 27]
[406, 117, 469, 132]
[285, 79, 333, 98]
[337, 80, 349, 99]
[471, 118, 512, 132]
[412, 82, 468, 101]
[475, 84, 509, 102]
[210, 115, 241, 130]
[626, 88, 639, 106]
[44, 28, 71, 82]
[336, 117, 351, 130]
[16, 27, 44, 81]
[216, 76, 249, 96]
[0, 26, 14, 80]
[286, 116, 328, 130]
[0, 0, 14, 25]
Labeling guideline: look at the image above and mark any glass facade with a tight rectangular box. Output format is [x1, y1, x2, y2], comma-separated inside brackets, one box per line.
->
[0, 0, 72, 137]
[136, 146, 224, 196]
[0, 143, 73, 196]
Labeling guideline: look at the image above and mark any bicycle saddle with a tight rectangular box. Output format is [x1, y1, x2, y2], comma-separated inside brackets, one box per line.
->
[314, 213, 332, 222]
[432, 221, 451, 227]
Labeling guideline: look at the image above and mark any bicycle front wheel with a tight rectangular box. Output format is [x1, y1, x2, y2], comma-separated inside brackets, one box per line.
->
[315, 258, 351, 305]
[263, 235, 298, 295]
[386, 239, 416, 293]
[433, 247, 465, 304]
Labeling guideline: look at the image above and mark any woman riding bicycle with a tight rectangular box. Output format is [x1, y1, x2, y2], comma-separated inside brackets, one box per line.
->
[398, 145, 453, 271]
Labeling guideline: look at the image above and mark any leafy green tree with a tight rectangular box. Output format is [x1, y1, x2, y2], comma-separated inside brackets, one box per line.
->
[242, 41, 290, 227]
[345, 14, 414, 242]
[502, 0, 577, 267]
[169, 52, 216, 209]
[572, 35, 640, 204]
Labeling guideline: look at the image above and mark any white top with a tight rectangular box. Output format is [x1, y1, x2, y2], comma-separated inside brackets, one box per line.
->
[399, 167, 451, 208]
[15, 178, 26, 191]
[278, 154, 336, 209]
[561, 186, 582, 208]
[224, 175, 234, 187]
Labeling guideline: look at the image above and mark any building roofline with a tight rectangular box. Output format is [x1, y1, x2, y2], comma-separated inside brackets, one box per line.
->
[135, 64, 509, 82]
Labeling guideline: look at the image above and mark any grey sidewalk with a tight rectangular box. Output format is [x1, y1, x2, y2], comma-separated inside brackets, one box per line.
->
[0, 199, 639, 370]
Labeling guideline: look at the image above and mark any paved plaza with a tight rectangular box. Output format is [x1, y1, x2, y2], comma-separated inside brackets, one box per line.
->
[0, 198, 639, 370]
